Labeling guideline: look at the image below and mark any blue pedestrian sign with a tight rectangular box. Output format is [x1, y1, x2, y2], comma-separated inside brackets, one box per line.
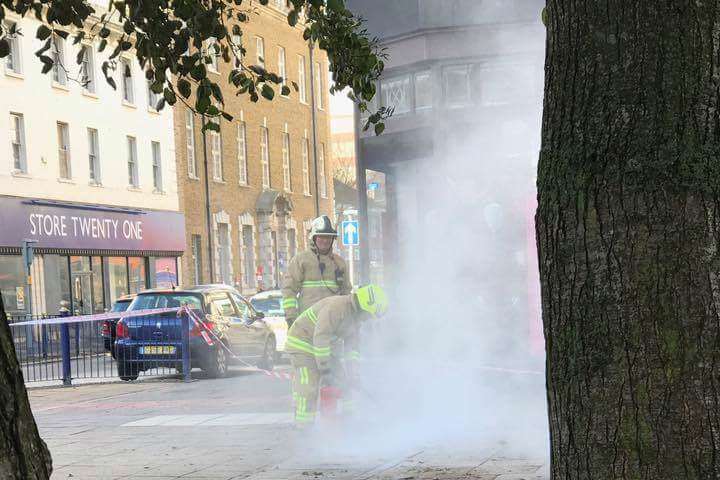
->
[342, 220, 359, 246]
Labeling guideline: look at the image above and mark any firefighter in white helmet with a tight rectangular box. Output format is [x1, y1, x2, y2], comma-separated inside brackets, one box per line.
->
[281, 215, 351, 327]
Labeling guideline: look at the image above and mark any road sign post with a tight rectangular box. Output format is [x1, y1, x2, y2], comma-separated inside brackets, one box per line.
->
[342, 213, 359, 286]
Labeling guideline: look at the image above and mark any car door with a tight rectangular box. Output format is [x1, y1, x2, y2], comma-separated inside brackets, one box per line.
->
[230, 292, 267, 358]
[206, 291, 237, 346]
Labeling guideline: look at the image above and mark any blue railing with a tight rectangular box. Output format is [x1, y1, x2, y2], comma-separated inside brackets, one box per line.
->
[7, 312, 192, 386]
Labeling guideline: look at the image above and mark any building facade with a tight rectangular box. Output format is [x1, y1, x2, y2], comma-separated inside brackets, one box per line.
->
[176, 3, 335, 295]
[1, 11, 184, 316]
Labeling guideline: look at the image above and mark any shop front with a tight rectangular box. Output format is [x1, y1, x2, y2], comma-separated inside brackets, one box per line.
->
[0, 197, 185, 317]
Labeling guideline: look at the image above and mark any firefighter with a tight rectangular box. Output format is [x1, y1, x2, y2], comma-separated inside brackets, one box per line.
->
[286, 284, 388, 426]
[282, 215, 351, 327]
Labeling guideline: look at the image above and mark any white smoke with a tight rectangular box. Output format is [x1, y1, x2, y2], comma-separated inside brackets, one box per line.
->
[311, 3, 549, 470]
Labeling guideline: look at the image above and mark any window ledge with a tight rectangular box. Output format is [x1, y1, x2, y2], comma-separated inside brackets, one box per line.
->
[153, 189, 166, 195]
[213, 179, 227, 185]
[11, 170, 30, 178]
[304, 193, 312, 197]
[4, 70, 24, 80]
[122, 100, 137, 109]
[127, 185, 142, 192]
[239, 182, 250, 188]
[147, 107, 161, 115]
[57, 178, 75, 184]
[88, 181, 103, 187]
[82, 90, 99, 99]
[52, 82, 70, 92]
[188, 174, 200, 181]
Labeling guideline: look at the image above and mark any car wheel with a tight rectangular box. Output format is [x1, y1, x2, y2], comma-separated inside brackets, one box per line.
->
[204, 345, 228, 378]
[118, 361, 139, 381]
[258, 336, 276, 371]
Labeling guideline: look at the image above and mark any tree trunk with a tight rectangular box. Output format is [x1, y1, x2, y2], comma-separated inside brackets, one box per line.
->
[538, 2, 720, 478]
[0, 294, 52, 479]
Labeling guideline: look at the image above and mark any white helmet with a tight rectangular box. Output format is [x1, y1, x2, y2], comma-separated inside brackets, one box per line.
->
[309, 215, 338, 240]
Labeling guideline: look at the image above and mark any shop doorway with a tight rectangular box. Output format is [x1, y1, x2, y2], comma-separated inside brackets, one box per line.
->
[70, 257, 101, 316]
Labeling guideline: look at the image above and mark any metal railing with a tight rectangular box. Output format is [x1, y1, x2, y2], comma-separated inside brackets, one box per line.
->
[7, 312, 192, 386]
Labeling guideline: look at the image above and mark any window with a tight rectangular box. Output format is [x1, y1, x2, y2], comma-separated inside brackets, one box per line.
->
[152, 141, 162, 191]
[241, 225, 255, 290]
[210, 129, 223, 181]
[282, 132, 291, 192]
[298, 55, 307, 103]
[87, 128, 100, 184]
[80, 45, 95, 93]
[237, 122, 248, 185]
[51, 36, 67, 85]
[255, 37, 265, 68]
[206, 38, 219, 72]
[147, 79, 161, 110]
[127, 136, 138, 187]
[443, 65, 472, 107]
[381, 75, 411, 114]
[121, 59, 134, 104]
[260, 126, 270, 188]
[278, 47, 287, 91]
[9, 113, 26, 173]
[302, 137, 310, 195]
[210, 292, 236, 316]
[185, 109, 197, 177]
[128, 257, 147, 294]
[232, 34, 243, 68]
[191, 234, 203, 284]
[57, 122, 71, 179]
[315, 62, 324, 109]
[217, 223, 232, 286]
[414, 70, 432, 110]
[4, 22, 21, 74]
[319, 142, 327, 198]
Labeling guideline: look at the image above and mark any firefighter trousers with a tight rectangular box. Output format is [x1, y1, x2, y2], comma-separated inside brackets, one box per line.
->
[290, 354, 319, 424]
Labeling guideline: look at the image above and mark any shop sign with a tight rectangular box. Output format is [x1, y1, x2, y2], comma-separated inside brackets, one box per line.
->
[0, 198, 185, 252]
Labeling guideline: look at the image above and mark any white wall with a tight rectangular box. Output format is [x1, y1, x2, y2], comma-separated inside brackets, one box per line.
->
[0, 14, 178, 211]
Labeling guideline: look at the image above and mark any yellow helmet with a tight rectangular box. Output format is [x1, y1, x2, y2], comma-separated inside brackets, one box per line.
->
[355, 284, 388, 317]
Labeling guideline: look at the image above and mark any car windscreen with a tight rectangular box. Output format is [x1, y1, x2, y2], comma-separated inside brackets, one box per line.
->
[129, 294, 203, 311]
[250, 297, 284, 316]
[111, 300, 131, 312]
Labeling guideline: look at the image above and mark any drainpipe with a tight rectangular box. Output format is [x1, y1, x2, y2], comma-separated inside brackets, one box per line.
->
[308, 40, 321, 217]
[201, 115, 215, 282]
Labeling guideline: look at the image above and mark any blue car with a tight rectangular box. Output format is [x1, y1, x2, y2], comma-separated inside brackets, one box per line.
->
[114, 285, 274, 381]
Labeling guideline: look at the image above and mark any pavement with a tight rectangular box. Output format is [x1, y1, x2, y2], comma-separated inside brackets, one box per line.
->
[28, 366, 549, 480]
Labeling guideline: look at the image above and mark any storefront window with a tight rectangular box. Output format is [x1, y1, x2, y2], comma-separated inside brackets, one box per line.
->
[0, 255, 26, 315]
[128, 257, 147, 294]
[91, 256, 104, 313]
[106, 257, 128, 305]
[43, 255, 71, 315]
[149, 257, 178, 289]
[70, 256, 93, 315]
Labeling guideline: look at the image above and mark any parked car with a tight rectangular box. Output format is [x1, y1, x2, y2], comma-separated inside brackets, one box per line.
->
[101, 295, 135, 358]
[250, 290, 288, 355]
[114, 285, 275, 381]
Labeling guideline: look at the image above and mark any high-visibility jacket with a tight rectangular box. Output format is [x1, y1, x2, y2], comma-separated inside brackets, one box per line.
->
[281, 245, 351, 323]
[285, 294, 361, 372]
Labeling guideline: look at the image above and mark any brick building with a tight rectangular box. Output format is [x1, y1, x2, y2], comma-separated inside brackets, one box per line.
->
[175, 3, 334, 294]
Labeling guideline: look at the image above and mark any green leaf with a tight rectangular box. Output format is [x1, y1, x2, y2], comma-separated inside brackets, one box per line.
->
[72, 31, 85, 45]
[326, 0, 344, 11]
[55, 30, 69, 40]
[281, 85, 291, 96]
[374, 122, 385, 136]
[36, 25, 52, 41]
[178, 79, 192, 98]
[541, 7, 548, 27]
[123, 20, 134, 34]
[99, 27, 111, 39]
[206, 105, 220, 116]
[259, 0, 269, 4]
[204, 121, 220, 132]
[107, 77, 117, 90]
[288, 10, 298, 27]
[221, 111, 234, 121]
[163, 88, 177, 105]
[98, 39, 107, 52]
[0, 39, 9, 58]
[261, 84, 275, 101]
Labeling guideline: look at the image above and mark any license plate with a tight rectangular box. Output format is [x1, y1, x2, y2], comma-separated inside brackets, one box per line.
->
[140, 346, 176, 355]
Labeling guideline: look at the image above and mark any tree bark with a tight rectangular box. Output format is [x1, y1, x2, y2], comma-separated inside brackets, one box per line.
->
[538, 1, 720, 478]
[0, 294, 52, 479]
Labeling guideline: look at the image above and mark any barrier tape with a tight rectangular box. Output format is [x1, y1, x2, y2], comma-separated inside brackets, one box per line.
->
[180, 306, 293, 381]
[7, 307, 183, 327]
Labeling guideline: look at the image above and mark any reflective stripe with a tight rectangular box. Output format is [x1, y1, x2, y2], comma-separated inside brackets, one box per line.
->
[306, 309, 319, 326]
[295, 396, 316, 423]
[302, 281, 340, 289]
[283, 298, 298, 309]
[314, 346, 331, 358]
[346, 350, 361, 361]
[286, 336, 316, 355]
